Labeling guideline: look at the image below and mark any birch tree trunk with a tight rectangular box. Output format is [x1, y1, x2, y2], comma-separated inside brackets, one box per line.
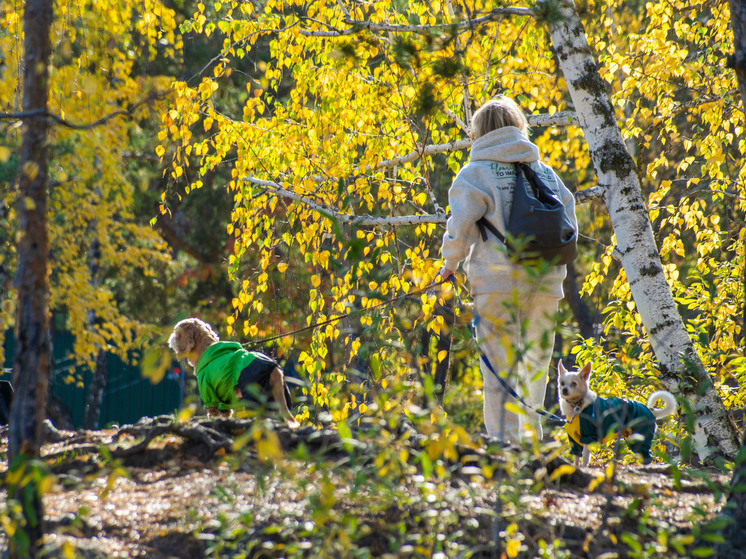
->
[543, 0, 740, 462]
[8, 0, 53, 555]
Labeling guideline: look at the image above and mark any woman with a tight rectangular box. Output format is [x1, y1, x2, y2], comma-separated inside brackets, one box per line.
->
[440, 96, 577, 444]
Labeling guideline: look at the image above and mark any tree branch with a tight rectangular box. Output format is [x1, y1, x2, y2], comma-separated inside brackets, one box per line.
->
[307, 7, 535, 36]
[244, 176, 446, 226]
[297, 7, 533, 37]
[372, 139, 473, 171]
[156, 214, 218, 264]
[575, 185, 606, 204]
[239, 109, 584, 226]
[369, 111, 576, 172]
[0, 92, 167, 130]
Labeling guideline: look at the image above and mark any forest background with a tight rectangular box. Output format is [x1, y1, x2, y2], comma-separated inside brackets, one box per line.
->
[1, 0, 745, 557]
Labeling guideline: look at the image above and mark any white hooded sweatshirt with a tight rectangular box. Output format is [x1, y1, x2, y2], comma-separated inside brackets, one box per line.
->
[441, 126, 577, 297]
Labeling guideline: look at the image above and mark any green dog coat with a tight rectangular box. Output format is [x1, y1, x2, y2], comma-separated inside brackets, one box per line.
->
[195, 341, 285, 411]
[565, 396, 657, 463]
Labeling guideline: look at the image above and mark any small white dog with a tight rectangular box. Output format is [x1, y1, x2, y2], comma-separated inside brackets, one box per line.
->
[557, 361, 676, 466]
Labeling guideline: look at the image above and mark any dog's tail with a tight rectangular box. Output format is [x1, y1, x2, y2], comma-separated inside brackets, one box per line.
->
[647, 390, 677, 419]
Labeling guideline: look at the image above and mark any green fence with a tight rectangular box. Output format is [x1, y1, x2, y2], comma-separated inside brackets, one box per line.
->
[2, 329, 184, 429]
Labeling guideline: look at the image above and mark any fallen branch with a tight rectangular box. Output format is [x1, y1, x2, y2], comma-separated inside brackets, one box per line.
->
[112, 416, 232, 457]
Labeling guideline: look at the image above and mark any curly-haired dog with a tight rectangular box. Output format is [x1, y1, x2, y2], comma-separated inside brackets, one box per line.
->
[168, 318, 299, 427]
[558, 361, 676, 466]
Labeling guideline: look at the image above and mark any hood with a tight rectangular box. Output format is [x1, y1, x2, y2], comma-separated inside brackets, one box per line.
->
[469, 126, 540, 163]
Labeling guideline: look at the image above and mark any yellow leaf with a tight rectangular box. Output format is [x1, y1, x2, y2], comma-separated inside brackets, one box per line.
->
[22, 161, 39, 180]
[504, 402, 526, 416]
[141, 346, 173, 384]
[0, 146, 11, 163]
[256, 430, 282, 463]
[606, 463, 615, 479]
[177, 407, 195, 423]
[437, 350, 448, 363]
[204, 117, 214, 131]
[549, 464, 576, 481]
[5, 464, 25, 486]
[587, 474, 606, 492]
[278, 262, 288, 273]
[155, 145, 166, 158]
[506, 539, 521, 558]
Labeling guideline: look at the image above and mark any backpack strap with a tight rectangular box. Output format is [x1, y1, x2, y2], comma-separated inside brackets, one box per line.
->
[476, 216, 505, 244]
[516, 162, 538, 197]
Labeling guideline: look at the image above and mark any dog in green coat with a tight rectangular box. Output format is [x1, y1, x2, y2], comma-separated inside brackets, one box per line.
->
[557, 361, 676, 467]
[169, 317, 299, 427]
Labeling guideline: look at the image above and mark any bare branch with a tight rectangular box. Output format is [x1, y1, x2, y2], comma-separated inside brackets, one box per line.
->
[575, 185, 606, 204]
[445, 108, 469, 134]
[347, 8, 532, 34]
[299, 7, 533, 36]
[238, 111, 581, 227]
[528, 111, 578, 128]
[372, 139, 472, 171]
[370, 111, 577, 172]
[0, 92, 167, 130]
[244, 176, 446, 226]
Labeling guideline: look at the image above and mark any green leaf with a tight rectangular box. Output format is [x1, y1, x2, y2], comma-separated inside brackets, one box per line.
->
[370, 353, 381, 381]
[337, 421, 354, 453]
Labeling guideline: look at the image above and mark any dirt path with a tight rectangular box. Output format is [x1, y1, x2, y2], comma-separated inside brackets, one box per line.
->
[0, 419, 731, 558]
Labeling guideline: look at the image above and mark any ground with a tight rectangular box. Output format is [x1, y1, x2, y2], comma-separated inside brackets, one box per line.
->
[0, 417, 732, 558]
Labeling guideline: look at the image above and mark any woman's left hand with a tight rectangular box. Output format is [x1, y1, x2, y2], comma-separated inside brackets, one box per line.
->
[440, 268, 456, 282]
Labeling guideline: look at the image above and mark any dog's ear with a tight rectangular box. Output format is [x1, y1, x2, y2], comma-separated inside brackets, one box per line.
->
[558, 360, 567, 375]
[180, 323, 197, 354]
[580, 362, 592, 382]
[170, 320, 197, 355]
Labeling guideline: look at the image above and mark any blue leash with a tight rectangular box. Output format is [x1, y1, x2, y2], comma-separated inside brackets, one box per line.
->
[443, 276, 567, 426]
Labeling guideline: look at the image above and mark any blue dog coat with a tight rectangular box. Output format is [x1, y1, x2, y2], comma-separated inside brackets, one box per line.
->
[566, 396, 658, 463]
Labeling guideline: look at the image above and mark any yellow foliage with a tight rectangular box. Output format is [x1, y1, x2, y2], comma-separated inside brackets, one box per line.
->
[0, 0, 179, 370]
[151, 0, 745, 421]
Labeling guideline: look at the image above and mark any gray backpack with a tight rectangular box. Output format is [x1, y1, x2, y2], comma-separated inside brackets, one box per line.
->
[476, 163, 577, 265]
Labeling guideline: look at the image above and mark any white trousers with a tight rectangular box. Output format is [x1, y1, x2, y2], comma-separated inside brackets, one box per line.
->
[473, 290, 560, 443]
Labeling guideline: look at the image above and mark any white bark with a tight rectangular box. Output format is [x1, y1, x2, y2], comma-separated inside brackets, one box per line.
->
[544, 0, 740, 461]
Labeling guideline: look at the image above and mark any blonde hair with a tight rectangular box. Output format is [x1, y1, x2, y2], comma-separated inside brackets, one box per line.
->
[471, 95, 530, 139]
